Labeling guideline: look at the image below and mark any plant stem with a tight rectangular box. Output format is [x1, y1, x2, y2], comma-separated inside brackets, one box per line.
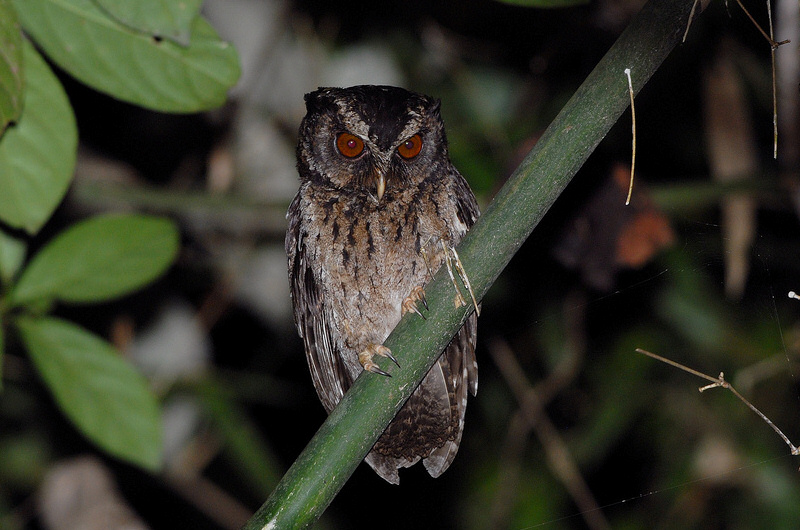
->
[243, 0, 698, 527]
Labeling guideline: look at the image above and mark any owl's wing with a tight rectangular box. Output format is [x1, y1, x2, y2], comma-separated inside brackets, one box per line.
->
[452, 171, 480, 233]
[286, 193, 350, 413]
[417, 171, 481, 478]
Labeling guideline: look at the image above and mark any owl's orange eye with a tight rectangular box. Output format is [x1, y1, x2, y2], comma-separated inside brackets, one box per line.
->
[336, 133, 364, 158]
[397, 134, 423, 159]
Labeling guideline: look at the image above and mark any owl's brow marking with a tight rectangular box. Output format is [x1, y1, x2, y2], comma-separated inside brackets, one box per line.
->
[397, 111, 423, 145]
[335, 100, 370, 138]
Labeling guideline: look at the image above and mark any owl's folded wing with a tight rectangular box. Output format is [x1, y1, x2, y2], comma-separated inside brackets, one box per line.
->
[286, 193, 351, 413]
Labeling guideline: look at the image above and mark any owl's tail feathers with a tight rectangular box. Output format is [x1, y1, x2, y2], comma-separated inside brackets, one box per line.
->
[422, 438, 461, 478]
[363, 428, 465, 484]
[364, 452, 421, 485]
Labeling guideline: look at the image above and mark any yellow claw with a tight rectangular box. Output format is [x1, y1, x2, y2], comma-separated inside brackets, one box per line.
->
[358, 344, 399, 377]
[401, 286, 428, 319]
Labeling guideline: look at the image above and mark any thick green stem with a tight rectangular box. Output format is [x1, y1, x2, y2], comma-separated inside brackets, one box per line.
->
[243, 0, 696, 527]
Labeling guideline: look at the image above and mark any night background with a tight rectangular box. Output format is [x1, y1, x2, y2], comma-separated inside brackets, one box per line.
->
[2, 0, 800, 528]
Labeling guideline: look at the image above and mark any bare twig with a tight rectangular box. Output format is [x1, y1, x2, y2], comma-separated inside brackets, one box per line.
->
[492, 338, 611, 530]
[636, 348, 800, 456]
[624, 68, 636, 206]
[682, 0, 701, 42]
[489, 292, 586, 528]
[730, 0, 790, 158]
[765, 0, 778, 159]
[684, 0, 790, 158]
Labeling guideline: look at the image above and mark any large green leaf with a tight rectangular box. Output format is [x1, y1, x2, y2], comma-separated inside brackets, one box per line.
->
[0, 41, 76, 234]
[0, 0, 24, 134]
[0, 229, 26, 285]
[14, 0, 240, 113]
[10, 214, 179, 306]
[92, 0, 203, 46]
[17, 315, 162, 470]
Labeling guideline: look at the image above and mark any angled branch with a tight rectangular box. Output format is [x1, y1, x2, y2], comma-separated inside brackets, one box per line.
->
[244, 0, 700, 527]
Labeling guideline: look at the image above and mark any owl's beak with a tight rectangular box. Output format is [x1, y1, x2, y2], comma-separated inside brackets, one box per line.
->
[375, 172, 386, 201]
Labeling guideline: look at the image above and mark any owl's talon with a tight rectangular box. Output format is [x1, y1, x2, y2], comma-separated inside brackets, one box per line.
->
[401, 286, 428, 319]
[359, 344, 399, 377]
[368, 365, 392, 377]
[384, 348, 401, 368]
[402, 300, 426, 319]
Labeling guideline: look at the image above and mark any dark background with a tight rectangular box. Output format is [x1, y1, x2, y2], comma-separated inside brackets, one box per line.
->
[2, 0, 800, 528]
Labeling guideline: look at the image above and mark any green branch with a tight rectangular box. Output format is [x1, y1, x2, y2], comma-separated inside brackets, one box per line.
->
[244, 0, 696, 527]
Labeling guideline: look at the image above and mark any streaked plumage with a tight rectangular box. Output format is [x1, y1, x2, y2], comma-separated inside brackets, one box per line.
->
[286, 85, 479, 484]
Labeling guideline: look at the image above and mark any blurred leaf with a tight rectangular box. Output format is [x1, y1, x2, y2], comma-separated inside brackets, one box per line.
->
[0, 229, 26, 285]
[0, 319, 4, 389]
[0, 432, 52, 488]
[17, 315, 162, 470]
[0, 41, 76, 234]
[92, 0, 203, 46]
[0, 0, 24, 133]
[460, 67, 522, 133]
[493, 0, 589, 7]
[10, 214, 179, 307]
[14, 0, 240, 113]
[195, 378, 281, 496]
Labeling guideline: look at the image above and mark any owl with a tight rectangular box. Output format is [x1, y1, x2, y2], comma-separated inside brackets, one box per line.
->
[286, 85, 479, 484]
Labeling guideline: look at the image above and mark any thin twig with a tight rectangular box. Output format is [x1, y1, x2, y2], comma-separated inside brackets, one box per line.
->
[682, 0, 701, 42]
[733, 0, 776, 44]
[765, 0, 778, 158]
[636, 348, 800, 456]
[730, 0, 791, 158]
[489, 292, 586, 528]
[492, 339, 611, 530]
[624, 68, 636, 205]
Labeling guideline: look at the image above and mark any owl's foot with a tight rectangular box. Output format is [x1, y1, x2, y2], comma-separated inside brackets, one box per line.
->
[401, 286, 428, 319]
[442, 243, 480, 317]
[359, 344, 400, 377]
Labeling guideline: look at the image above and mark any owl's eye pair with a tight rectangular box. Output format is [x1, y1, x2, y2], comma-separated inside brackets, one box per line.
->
[335, 133, 423, 159]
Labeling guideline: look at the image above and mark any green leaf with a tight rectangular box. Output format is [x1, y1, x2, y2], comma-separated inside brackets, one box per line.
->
[493, 0, 589, 7]
[0, 40, 76, 234]
[10, 214, 179, 306]
[0, 229, 26, 285]
[92, 0, 203, 46]
[17, 315, 161, 470]
[0, 0, 24, 133]
[14, 0, 240, 113]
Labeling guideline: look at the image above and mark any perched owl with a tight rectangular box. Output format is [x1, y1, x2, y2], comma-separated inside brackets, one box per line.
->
[286, 85, 479, 484]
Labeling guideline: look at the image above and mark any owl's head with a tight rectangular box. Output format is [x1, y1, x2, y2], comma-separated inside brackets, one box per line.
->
[297, 85, 450, 202]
